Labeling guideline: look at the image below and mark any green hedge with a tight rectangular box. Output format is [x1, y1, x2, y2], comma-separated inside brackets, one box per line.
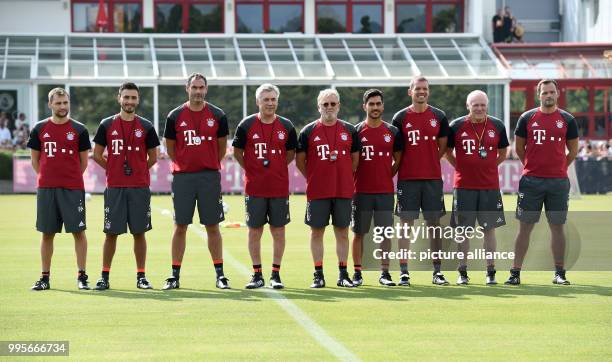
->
[0, 151, 13, 180]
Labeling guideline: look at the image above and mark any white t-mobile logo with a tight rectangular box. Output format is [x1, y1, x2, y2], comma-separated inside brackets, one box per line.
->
[362, 145, 374, 160]
[462, 139, 476, 154]
[111, 139, 123, 155]
[254, 142, 267, 159]
[183, 130, 198, 145]
[406, 130, 420, 145]
[317, 144, 330, 160]
[44, 142, 57, 157]
[533, 129, 546, 144]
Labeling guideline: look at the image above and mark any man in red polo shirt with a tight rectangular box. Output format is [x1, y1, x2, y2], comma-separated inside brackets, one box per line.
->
[162, 73, 230, 290]
[392, 76, 450, 285]
[296, 88, 360, 288]
[446, 90, 509, 285]
[506, 79, 579, 285]
[27, 88, 91, 291]
[233, 83, 297, 289]
[92, 82, 160, 290]
[351, 89, 403, 287]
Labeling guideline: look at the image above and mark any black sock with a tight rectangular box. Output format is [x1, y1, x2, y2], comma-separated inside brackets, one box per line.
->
[78, 270, 86, 278]
[433, 261, 441, 273]
[253, 264, 262, 276]
[214, 261, 224, 277]
[314, 262, 323, 273]
[555, 265, 564, 273]
[101, 270, 110, 280]
[400, 262, 408, 275]
[487, 265, 496, 273]
[137, 271, 145, 279]
[458, 265, 467, 273]
[41, 271, 50, 281]
[271, 264, 280, 276]
[354, 264, 362, 273]
[338, 261, 348, 276]
[172, 263, 181, 279]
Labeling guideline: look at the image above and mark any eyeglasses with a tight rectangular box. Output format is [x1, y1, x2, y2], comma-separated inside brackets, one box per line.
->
[321, 102, 338, 108]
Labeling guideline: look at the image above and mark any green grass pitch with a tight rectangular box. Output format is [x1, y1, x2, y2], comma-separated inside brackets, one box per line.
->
[1, 194, 611, 361]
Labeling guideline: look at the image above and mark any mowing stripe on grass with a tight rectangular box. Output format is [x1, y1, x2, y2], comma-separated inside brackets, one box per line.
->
[155, 207, 360, 362]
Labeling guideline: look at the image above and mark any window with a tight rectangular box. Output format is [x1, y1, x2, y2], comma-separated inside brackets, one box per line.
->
[396, 0, 463, 33]
[316, 0, 383, 34]
[155, 0, 223, 33]
[561, 85, 612, 139]
[236, 1, 303, 33]
[72, 0, 142, 33]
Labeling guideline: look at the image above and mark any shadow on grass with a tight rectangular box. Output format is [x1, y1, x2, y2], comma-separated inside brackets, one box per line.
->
[54, 287, 270, 302]
[53, 282, 612, 303]
[276, 282, 612, 302]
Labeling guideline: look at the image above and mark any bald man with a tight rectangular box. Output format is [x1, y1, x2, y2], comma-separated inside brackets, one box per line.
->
[445, 90, 509, 285]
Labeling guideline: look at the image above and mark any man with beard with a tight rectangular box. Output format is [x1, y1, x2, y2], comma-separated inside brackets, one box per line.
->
[27, 88, 91, 290]
[92, 82, 160, 290]
[351, 89, 402, 287]
[506, 79, 579, 285]
[233, 83, 297, 289]
[392, 76, 450, 286]
[162, 73, 230, 290]
[296, 89, 360, 288]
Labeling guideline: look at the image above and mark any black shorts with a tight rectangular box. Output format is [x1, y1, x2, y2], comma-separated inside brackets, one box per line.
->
[351, 193, 394, 234]
[172, 170, 225, 226]
[305, 198, 352, 228]
[516, 176, 570, 225]
[104, 187, 152, 235]
[36, 188, 86, 233]
[451, 188, 505, 230]
[395, 179, 446, 221]
[245, 196, 290, 228]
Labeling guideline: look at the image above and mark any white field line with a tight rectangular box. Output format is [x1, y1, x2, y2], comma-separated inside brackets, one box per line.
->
[154, 206, 360, 362]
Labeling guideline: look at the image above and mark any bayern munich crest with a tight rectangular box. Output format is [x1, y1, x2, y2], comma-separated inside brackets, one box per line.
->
[135, 129, 143, 138]
[66, 132, 75, 141]
[430, 119, 437, 127]
[556, 120, 563, 128]
[384, 134, 392, 143]
[278, 131, 285, 140]
[340, 133, 348, 141]
[488, 130, 495, 138]
[207, 118, 215, 127]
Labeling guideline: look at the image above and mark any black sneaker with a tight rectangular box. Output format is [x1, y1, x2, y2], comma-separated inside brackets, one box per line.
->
[552, 270, 570, 285]
[456, 270, 469, 285]
[245, 274, 265, 289]
[137, 277, 153, 289]
[337, 272, 354, 288]
[352, 271, 363, 287]
[397, 273, 411, 286]
[379, 271, 396, 286]
[310, 271, 325, 288]
[31, 278, 50, 291]
[486, 270, 497, 285]
[269, 273, 284, 289]
[504, 269, 521, 285]
[78, 274, 90, 290]
[216, 275, 231, 289]
[162, 277, 180, 290]
[432, 272, 450, 285]
[94, 278, 110, 291]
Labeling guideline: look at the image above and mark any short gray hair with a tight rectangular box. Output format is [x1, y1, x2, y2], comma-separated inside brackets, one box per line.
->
[255, 83, 280, 101]
[466, 90, 488, 105]
[317, 88, 340, 105]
